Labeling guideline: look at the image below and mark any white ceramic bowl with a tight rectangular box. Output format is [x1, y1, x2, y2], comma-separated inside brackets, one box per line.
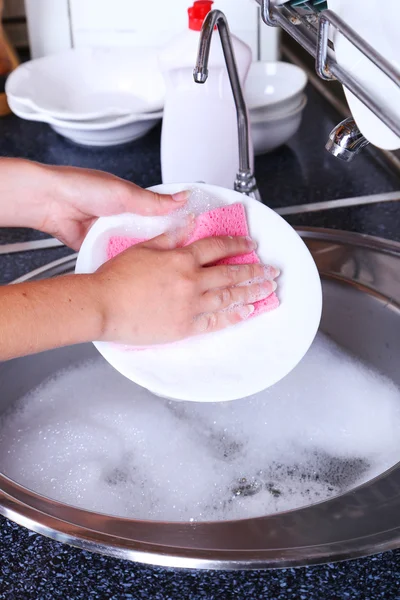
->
[50, 119, 160, 147]
[8, 96, 162, 146]
[245, 61, 307, 119]
[6, 46, 166, 121]
[250, 94, 307, 155]
[76, 183, 322, 402]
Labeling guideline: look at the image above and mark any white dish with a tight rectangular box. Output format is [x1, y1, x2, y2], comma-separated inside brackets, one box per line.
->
[251, 94, 307, 155]
[8, 97, 162, 147]
[50, 119, 159, 147]
[328, 0, 400, 150]
[7, 51, 307, 125]
[75, 183, 322, 402]
[6, 46, 166, 121]
[8, 97, 163, 130]
[245, 61, 307, 116]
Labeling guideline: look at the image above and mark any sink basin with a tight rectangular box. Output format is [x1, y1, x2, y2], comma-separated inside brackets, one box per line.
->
[1, 227, 400, 569]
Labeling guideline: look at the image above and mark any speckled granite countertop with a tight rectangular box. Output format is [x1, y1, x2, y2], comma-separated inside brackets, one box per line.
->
[0, 85, 399, 599]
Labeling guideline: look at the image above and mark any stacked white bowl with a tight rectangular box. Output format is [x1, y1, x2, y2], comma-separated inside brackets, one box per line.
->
[246, 61, 308, 155]
[6, 47, 166, 146]
[6, 48, 307, 152]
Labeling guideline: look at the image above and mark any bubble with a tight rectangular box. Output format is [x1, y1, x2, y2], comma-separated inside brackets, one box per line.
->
[161, 187, 227, 232]
[0, 332, 399, 522]
[89, 187, 227, 272]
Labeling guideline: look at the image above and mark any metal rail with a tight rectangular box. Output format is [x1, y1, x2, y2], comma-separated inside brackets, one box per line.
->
[257, 0, 400, 139]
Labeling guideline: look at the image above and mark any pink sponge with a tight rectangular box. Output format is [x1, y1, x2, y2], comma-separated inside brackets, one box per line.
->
[186, 204, 260, 267]
[107, 203, 279, 316]
[107, 236, 146, 261]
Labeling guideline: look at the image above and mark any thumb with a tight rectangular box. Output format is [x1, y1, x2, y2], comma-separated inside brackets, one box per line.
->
[121, 183, 190, 216]
[143, 214, 196, 250]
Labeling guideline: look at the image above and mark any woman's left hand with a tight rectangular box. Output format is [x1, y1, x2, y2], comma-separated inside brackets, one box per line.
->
[0, 158, 188, 250]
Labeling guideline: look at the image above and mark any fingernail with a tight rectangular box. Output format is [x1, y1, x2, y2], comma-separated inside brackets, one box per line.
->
[170, 213, 196, 246]
[172, 190, 190, 202]
[263, 265, 280, 279]
[245, 236, 257, 250]
[187, 212, 196, 231]
[261, 280, 277, 294]
[182, 213, 196, 239]
[238, 304, 255, 319]
[252, 280, 277, 301]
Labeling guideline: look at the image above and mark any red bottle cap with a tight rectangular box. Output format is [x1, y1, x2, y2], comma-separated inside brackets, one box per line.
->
[188, 1, 213, 31]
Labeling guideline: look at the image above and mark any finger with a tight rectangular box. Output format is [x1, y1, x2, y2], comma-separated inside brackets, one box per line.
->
[120, 184, 190, 216]
[142, 214, 196, 250]
[201, 280, 277, 312]
[188, 235, 257, 266]
[192, 304, 255, 336]
[199, 262, 279, 290]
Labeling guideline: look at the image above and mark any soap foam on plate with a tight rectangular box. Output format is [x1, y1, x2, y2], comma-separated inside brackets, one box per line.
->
[0, 333, 399, 522]
[81, 187, 227, 274]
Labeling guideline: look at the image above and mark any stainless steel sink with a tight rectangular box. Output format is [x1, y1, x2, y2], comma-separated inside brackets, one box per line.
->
[1, 227, 400, 569]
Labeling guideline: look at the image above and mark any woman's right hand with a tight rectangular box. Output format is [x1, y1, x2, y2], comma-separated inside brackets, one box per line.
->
[94, 231, 279, 346]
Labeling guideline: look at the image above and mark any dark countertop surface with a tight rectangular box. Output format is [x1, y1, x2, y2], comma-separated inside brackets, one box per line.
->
[0, 84, 399, 599]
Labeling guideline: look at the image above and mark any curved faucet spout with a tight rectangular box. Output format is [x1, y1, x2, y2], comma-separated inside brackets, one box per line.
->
[193, 10, 260, 200]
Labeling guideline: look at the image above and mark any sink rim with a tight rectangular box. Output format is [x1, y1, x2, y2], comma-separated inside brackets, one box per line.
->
[1, 226, 400, 570]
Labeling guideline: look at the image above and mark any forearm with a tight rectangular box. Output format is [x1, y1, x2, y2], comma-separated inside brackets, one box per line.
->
[0, 274, 104, 360]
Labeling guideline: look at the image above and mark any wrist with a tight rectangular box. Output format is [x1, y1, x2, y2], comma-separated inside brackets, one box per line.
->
[90, 270, 117, 343]
[75, 273, 109, 344]
[0, 158, 54, 230]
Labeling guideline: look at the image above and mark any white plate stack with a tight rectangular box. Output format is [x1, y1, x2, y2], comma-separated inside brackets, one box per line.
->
[246, 61, 308, 155]
[5, 47, 166, 146]
[6, 46, 308, 152]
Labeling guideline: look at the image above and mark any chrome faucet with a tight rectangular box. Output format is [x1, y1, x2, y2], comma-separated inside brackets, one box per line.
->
[325, 117, 370, 162]
[193, 10, 261, 201]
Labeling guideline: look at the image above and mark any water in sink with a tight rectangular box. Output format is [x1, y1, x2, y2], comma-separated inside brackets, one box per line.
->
[0, 332, 399, 522]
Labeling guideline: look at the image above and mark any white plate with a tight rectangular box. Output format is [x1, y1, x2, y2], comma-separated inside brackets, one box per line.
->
[6, 46, 166, 121]
[8, 97, 162, 147]
[328, 0, 400, 150]
[50, 119, 159, 147]
[76, 184, 322, 402]
[7, 97, 163, 130]
[7, 50, 307, 127]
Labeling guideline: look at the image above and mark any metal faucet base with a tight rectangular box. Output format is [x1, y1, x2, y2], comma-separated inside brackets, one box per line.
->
[234, 171, 261, 201]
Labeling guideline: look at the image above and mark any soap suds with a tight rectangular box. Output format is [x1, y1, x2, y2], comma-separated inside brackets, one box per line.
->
[0, 333, 399, 522]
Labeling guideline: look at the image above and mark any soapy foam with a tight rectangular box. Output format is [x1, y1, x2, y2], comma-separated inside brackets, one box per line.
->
[89, 187, 225, 271]
[0, 332, 399, 522]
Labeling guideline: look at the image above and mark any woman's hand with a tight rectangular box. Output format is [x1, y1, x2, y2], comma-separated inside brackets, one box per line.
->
[0, 230, 278, 360]
[0, 158, 187, 249]
[95, 232, 279, 346]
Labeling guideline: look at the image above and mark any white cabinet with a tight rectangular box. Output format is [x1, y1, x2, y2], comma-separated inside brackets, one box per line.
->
[24, 0, 279, 61]
[69, 0, 260, 57]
